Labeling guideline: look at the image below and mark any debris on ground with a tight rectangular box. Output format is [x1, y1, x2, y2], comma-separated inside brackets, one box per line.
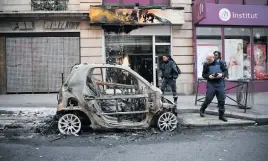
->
[35, 116, 57, 135]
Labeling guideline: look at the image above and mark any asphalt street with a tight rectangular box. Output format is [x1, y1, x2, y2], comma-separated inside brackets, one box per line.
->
[0, 126, 267, 161]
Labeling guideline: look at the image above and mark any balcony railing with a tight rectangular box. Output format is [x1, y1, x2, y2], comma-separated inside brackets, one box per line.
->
[31, 0, 69, 11]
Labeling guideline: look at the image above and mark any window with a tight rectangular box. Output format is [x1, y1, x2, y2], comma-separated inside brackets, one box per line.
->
[31, 0, 68, 11]
[103, 0, 169, 6]
[246, 0, 268, 5]
[207, 0, 216, 3]
[155, 36, 171, 43]
[105, 35, 153, 83]
[253, 28, 268, 80]
[224, 28, 251, 80]
[196, 27, 222, 78]
[219, 0, 243, 4]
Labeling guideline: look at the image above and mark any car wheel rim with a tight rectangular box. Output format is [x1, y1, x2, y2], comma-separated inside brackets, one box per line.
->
[158, 112, 178, 132]
[58, 114, 81, 135]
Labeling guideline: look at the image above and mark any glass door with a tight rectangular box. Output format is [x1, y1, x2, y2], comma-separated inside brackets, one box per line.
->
[152, 36, 171, 87]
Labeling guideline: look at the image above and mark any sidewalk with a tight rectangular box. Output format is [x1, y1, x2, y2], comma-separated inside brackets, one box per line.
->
[166, 92, 268, 126]
[0, 93, 268, 129]
[0, 94, 57, 130]
[0, 94, 57, 108]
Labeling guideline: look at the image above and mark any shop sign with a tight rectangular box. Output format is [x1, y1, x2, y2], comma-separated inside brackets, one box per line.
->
[44, 21, 80, 29]
[193, 0, 206, 24]
[195, 3, 268, 26]
[11, 22, 33, 30]
[89, 6, 185, 25]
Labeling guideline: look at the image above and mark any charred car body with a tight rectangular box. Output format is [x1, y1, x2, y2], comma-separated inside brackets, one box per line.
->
[56, 64, 178, 135]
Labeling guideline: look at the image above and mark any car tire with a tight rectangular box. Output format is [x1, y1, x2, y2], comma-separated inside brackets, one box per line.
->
[58, 113, 82, 135]
[157, 112, 178, 132]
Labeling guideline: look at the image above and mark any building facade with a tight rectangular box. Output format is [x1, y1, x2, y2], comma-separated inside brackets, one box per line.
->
[193, 0, 268, 93]
[0, 0, 195, 95]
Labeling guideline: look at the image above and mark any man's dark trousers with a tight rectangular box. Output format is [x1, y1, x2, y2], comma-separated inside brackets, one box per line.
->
[201, 81, 225, 113]
[161, 78, 177, 99]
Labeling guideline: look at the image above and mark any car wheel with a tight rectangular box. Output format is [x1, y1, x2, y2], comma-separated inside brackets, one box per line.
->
[58, 113, 82, 135]
[157, 112, 178, 132]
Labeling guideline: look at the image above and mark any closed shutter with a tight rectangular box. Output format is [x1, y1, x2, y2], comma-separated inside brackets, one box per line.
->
[32, 37, 48, 92]
[6, 38, 17, 93]
[47, 37, 64, 92]
[0, 37, 6, 94]
[6, 36, 79, 93]
[63, 37, 80, 81]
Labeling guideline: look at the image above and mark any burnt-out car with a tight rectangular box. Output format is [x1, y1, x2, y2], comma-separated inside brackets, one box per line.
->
[56, 63, 178, 135]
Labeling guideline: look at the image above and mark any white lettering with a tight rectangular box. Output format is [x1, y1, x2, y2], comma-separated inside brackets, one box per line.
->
[231, 12, 258, 19]
[219, 8, 258, 22]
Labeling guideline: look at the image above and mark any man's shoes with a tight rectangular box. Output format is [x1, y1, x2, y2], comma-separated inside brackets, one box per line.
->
[219, 111, 228, 122]
[199, 108, 205, 117]
[219, 116, 228, 122]
[173, 97, 178, 104]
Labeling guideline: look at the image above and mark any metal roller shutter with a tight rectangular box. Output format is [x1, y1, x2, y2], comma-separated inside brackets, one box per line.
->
[6, 38, 17, 93]
[6, 36, 79, 93]
[32, 37, 48, 92]
[63, 37, 80, 81]
[0, 37, 6, 94]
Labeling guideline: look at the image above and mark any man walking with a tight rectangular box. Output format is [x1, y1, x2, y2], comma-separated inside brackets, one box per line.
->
[160, 55, 181, 104]
[200, 53, 228, 122]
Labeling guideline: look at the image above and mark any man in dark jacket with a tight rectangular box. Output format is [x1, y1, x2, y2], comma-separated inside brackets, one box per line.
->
[200, 53, 228, 122]
[160, 55, 181, 104]
[213, 51, 227, 109]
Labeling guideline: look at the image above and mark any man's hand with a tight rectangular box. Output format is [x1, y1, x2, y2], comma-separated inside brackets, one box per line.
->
[217, 73, 223, 78]
[209, 74, 215, 79]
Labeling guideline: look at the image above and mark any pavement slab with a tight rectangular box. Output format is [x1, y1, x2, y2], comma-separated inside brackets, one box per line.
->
[178, 113, 256, 127]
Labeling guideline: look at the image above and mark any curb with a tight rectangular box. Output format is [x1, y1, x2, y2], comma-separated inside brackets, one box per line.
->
[177, 108, 199, 114]
[205, 109, 268, 125]
[177, 108, 268, 125]
[180, 121, 256, 128]
[177, 113, 257, 128]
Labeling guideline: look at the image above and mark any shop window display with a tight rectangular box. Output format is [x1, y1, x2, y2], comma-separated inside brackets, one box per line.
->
[253, 28, 268, 80]
[196, 27, 222, 78]
[105, 35, 153, 82]
[224, 28, 251, 80]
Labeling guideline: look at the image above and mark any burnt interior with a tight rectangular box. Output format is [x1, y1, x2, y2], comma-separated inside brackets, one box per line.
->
[99, 98, 147, 122]
[67, 97, 78, 107]
[87, 67, 147, 122]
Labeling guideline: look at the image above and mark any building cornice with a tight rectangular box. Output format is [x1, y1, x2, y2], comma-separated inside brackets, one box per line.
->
[0, 11, 89, 21]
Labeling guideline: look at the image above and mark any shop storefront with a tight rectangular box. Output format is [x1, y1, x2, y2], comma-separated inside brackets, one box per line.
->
[0, 14, 82, 94]
[193, 0, 268, 93]
[89, 6, 185, 88]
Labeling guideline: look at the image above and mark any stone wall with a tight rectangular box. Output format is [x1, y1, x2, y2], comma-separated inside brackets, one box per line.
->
[80, 21, 104, 65]
[171, 0, 194, 95]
